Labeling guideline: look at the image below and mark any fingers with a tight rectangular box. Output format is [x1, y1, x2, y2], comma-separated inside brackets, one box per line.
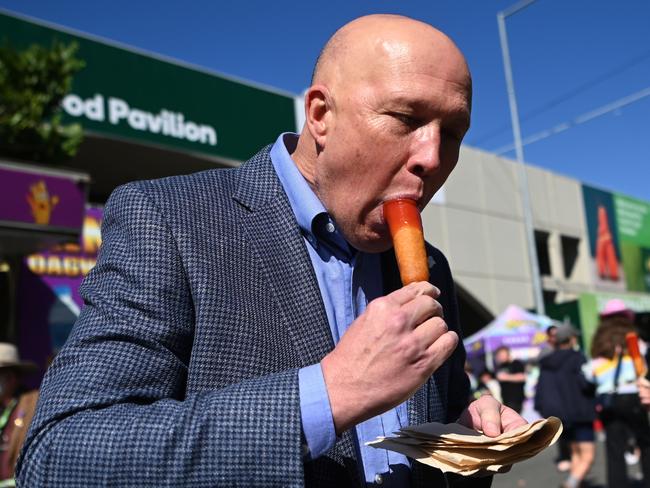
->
[403, 294, 444, 329]
[499, 405, 528, 432]
[411, 316, 449, 345]
[388, 281, 439, 306]
[473, 397, 504, 437]
[458, 395, 528, 438]
[415, 318, 458, 364]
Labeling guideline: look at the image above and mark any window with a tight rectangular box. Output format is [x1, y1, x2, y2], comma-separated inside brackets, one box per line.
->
[560, 235, 580, 279]
[534, 230, 552, 276]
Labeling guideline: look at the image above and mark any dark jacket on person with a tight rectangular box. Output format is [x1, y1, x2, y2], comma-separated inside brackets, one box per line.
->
[535, 348, 596, 424]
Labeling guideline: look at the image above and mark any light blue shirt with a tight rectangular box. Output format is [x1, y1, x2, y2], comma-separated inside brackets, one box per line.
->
[270, 133, 410, 486]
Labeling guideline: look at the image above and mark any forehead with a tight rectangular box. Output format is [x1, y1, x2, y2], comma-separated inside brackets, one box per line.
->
[352, 39, 471, 115]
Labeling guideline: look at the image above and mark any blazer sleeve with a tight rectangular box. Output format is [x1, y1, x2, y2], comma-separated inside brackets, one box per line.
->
[17, 183, 304, 487]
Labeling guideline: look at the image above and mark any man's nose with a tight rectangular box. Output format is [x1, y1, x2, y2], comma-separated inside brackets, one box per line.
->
[405, 126, 441, 177]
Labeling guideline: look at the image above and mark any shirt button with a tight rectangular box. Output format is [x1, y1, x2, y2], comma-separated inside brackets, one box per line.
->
[374, 474, 384, 485]
[325, 222, 336, 233]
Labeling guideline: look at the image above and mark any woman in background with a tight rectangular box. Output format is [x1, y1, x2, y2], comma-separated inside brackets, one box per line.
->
[584, 314, 650, 487]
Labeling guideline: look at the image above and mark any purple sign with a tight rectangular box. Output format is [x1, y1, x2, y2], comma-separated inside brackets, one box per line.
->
[17, 206, 103, 388]
[0, 165, 86, 229]
[485, 332, 539, 350]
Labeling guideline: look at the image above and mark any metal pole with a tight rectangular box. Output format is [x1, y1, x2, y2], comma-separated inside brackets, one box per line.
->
[497, 2, 546, 315]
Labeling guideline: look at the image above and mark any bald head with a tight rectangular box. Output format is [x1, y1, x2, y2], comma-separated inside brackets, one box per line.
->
[312, 14, 470, 97]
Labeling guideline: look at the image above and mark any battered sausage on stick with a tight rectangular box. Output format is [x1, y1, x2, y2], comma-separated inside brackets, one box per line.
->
[625, 332, 647, 378]
[383, 199, 429, 285]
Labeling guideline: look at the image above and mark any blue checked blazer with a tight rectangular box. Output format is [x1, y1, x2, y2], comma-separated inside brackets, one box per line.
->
[17, 146, 474, 487]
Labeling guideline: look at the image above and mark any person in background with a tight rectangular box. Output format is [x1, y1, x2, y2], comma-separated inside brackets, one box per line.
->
[599, 299, 644, 467]
[476, 369, 502, 404]
[0, 343, 38, 488]
[537, 324, 558, 361]
[494, 346, 526, 413]
[535, 324, 595, 488]
[464, 361, 478, 401]
[537, 323, 571, 473]
[584, 313, 650, 488]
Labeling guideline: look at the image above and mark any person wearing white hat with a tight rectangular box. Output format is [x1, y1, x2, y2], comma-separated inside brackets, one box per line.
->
[0, 343, 37, 488]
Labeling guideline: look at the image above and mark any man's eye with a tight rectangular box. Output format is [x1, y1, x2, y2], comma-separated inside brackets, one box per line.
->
[393, 113, 421, 127]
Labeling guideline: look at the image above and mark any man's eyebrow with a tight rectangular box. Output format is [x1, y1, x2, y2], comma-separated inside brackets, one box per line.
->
[386, 96, 470, 116]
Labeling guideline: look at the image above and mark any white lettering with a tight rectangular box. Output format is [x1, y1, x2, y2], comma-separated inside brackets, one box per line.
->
[63, 93, 218, 146]
[145, 113, 163, 133]
[184, 122, 199, 141]
[62, 94, 84, 117]
[108, 97, 129, 124]
[128, 109, 147, 131]
[85, 94, 105, 121]
[199, 126, 217, 146]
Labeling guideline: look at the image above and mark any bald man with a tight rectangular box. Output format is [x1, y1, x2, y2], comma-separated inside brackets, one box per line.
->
[18, 14, 525, 487]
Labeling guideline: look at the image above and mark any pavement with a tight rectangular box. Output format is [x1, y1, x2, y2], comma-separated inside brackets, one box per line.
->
[491, 436, 645, 488]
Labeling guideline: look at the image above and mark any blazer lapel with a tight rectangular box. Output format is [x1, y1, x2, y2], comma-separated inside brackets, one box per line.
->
[234, 149, 361, 483]
[233, 149, 334, 366]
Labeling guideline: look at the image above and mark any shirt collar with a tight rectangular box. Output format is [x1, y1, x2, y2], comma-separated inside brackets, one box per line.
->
[270, 133, 353, 259]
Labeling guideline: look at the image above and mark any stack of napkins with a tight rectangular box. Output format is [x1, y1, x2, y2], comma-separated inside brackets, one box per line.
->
[366, 417, 562, 476]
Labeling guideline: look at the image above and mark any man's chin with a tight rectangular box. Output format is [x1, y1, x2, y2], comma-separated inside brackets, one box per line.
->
[350, 235, 393, 254]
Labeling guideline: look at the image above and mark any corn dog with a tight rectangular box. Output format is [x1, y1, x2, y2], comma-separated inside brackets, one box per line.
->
[625, 332, 647, 378]
[383, 199, 429, 285]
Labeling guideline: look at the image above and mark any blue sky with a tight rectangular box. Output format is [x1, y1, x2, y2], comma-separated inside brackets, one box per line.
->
[2, 0, 649, 201]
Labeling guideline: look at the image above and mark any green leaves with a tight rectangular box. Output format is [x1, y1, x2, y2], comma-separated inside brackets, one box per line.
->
[0, 40, 85, 163]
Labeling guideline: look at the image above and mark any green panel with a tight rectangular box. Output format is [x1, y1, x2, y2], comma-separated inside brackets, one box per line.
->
[620, 242, 645, 292]
[643, 247, 650, 292]
[578, 293, 599, 357]
[0, 12, 297, 162]
[615, 194, 650, 246]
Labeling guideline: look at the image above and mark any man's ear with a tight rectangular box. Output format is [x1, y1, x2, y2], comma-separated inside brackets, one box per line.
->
[304, 84, 332, 149]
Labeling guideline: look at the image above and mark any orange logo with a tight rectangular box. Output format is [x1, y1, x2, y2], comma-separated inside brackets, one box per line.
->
[596, 205, 620, 281]
[26, 180, 59, 225]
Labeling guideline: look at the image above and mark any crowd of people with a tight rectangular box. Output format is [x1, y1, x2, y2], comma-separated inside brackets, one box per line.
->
[468, 299, 650, 488]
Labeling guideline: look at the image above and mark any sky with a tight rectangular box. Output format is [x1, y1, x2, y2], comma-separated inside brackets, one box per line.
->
[1, 0, 649, 201]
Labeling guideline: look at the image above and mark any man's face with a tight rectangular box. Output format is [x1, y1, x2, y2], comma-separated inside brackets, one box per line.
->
[495, 349, 510, 365]
[547, 329, 557, 347]
[311, 36, 471, 253]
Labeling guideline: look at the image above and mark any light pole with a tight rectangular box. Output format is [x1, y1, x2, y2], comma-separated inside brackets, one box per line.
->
[497, 0, 546, 315]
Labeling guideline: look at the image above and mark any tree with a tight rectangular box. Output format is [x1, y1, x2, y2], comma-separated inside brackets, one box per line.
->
[0, 40, 85, 163]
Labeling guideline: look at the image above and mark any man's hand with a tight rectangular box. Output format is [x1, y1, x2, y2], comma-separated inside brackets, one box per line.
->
[321, 281, 458, 435]
[638, 377, 650, 410]
[457, 394, 528, 437]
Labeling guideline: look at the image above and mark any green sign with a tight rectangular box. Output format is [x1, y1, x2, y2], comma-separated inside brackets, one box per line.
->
[615, 194, 650, 292]
[582, 184, 650, 293]
[0, 11, 298, 162]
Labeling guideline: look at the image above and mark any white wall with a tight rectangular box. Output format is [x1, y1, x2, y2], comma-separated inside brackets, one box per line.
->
[422, 145, 594, 317]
